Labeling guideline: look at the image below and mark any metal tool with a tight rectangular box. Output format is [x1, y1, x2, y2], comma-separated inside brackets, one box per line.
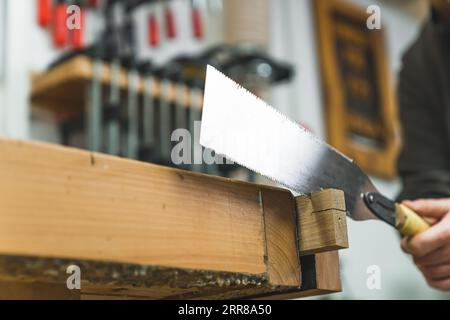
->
[173, 71, 190, 170]
[363, 193, 430, 236]
[138, 61, 156, 162]
[156, 66, 178, 165]
[125, 64, 140, 159]
[103, 0, 123, 156]
[122, 2, 140, 159]
[105, 76, 122, 157]
[86, 42, 104, 152]
[200, 65, 430, 236]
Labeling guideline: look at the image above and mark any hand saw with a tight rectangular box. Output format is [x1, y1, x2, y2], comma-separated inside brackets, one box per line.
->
[200, 65, 429, 237]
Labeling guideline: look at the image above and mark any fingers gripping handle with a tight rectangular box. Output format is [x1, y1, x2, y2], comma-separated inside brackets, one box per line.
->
[395, 204, 430, 237]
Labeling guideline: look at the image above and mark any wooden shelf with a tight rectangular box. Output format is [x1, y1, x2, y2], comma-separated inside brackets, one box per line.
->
[0, 138, 348, 299]
[31, 56, 196, 115]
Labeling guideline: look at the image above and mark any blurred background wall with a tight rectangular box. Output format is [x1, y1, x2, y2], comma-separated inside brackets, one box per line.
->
[0, 0, 448, 299]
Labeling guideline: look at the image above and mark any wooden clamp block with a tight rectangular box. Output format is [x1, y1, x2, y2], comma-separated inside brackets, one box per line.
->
[296, 189, 348, 256]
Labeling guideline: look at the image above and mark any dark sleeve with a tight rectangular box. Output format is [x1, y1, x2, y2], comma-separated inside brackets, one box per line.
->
[396, 45, 450, 201]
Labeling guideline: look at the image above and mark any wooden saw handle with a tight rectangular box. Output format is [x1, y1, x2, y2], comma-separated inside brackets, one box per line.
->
[395, 203, 430, 237]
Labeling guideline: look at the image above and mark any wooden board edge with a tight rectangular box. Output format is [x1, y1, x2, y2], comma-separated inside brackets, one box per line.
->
[261, 188, 301, 287]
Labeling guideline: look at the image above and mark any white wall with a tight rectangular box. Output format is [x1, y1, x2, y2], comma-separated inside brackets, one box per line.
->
[269, 0, 449, 299]
[0, 0, 33, 138]
[0, 0, 6, 134]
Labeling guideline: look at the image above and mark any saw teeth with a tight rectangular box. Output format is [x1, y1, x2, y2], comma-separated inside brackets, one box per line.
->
[203, 65, 351, 163]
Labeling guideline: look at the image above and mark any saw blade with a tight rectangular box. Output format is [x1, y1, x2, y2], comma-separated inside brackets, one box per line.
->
[200, 65, 378, 221]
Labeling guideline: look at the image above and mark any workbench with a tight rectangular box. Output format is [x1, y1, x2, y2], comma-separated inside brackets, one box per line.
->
[0, 138, 348, 299]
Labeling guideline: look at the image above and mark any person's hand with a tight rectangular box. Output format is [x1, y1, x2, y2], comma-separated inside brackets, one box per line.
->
[401, 198, 450, 291]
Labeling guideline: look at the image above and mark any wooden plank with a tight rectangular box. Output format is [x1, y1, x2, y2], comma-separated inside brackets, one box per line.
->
[251, 251, 341, 300]
[0, 279, 80, 300]
[0, 138, 266, 274]
[0, 251, 340, 300]
[315, 251, 341, 292]
[0, 138, 346, 299]
[296, 190, 348, 256]
[261, 189, 300, 287]
[0, 255, 274, 300]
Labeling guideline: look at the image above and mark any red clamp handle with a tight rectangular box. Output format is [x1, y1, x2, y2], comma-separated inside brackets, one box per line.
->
[71, 7, 85, 49]
[192, 7, 203, 40]
[53, 2, 68, 48]
[148, 13, 160, 47]
[164, 6, 177, 39]
[37, 0, 52, 28]
[87, 0, 101, 8]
